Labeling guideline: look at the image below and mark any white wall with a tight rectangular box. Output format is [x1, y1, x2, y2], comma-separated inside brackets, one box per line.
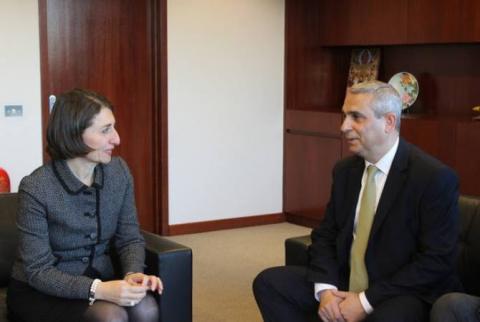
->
[0, 0, 285, 226]
[0, 0, 42, 192]
[168, 0, 285, 224]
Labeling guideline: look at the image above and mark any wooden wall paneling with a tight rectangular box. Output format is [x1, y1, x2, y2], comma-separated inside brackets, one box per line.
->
[284, 0, 302, 110]
[315, 47, 351, 109]
[39, 0, 166, 233]
[407, 0, 480, 43]
[341, 137, 354, 159]
[169, 213, 285, 235]
[455, 122, 480, 196]
[284, 133, 342, 227]
[285, 0, 350, 111]
[153, 0, 170, 235]
[317, 0, 480, 46]
[318, 0, 408, 46]
[400, 117, 457, 168]
[382, 44, 480, 117]
[285, 110, 342, 135]
[284, 111, 343, 226]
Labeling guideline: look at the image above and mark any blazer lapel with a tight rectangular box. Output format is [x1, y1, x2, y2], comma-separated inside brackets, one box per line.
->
[344, 157, 364, 233]
[370, 139, 410, 237]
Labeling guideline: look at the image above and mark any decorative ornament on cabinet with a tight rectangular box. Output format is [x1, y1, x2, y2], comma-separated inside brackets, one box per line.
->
[388, 72, 419, 111]
[473, 106, 480, 121]
[346, 48, 381, 88]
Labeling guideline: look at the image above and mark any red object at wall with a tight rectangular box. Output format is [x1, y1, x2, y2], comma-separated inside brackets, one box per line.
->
[0, 167, 11, 193]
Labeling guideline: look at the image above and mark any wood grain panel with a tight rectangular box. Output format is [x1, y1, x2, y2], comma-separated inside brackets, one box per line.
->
[407, 0, 480, 43]
[150, 0, 169, 235]
[382, 44, 480, 117]
[168, 213, 285, 236]
[284, 133, 342, 221]
[285, 0, 350, 111]
[39, 0, 166, 233]
[285, 110, 342, 136]
[401, 117, 457, 168]
[318, 0, 408, 46]
[455, 121, 480, 196]
[285, 212, 321, 229]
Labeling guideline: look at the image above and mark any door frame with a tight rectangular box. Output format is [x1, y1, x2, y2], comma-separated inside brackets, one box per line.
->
[38, 0, 170, 235]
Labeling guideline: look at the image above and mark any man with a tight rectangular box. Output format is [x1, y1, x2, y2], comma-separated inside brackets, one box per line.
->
[253, 81, 462, 322]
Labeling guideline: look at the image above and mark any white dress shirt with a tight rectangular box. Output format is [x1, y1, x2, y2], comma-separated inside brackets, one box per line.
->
[314, 137, 399, 314]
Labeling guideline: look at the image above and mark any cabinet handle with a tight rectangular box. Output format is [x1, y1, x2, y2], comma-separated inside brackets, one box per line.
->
[286, 129, 341, 139]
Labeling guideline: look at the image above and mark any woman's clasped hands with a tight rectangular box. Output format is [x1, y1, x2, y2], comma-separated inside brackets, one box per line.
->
[95, 273, 163, 307]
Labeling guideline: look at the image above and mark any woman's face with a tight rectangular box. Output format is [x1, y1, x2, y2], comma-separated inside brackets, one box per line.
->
[82, 107, 120, 164]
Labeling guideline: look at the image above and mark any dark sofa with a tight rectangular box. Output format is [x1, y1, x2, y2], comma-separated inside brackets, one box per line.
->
[285, 195, 480, 312]
[0, 193, 192, 322]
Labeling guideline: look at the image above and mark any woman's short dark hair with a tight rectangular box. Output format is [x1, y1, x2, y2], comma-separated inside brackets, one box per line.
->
[46, 89, 114, 160]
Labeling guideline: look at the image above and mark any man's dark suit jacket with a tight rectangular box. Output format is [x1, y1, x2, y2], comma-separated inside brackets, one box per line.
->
[308, 138, 462, 307]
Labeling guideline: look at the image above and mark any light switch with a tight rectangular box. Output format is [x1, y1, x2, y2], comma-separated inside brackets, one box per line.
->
[4, 105, 23, 117]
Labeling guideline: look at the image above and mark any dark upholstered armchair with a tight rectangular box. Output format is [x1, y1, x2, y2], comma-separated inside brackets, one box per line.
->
[285, 195, 480, 316]
[0, 193, 192, 322]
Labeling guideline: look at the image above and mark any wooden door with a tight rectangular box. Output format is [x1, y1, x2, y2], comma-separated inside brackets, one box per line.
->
[38, 0, 168, 234]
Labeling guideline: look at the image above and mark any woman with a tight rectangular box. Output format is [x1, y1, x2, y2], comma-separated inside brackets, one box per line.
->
[7, 89, 162, 322]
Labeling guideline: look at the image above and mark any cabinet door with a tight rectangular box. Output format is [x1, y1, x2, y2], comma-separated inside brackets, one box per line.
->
[408, 0, 480, 43]
[284, 133, 342, 227]
[318, 0, 407, 45]
[456, 122, 480, 196]
[401, 118, 457, 168]
[284, 111, 343, 227]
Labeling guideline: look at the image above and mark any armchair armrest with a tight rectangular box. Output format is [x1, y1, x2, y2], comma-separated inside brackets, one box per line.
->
[141, 230, 192, 322]
[285, 235, 311, 266]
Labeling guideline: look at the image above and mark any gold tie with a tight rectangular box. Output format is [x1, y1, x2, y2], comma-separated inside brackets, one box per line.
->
[349, 165, 379, 292]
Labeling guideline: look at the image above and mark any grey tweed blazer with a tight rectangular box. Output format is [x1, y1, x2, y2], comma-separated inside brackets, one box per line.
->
[11, 157, 145, 300]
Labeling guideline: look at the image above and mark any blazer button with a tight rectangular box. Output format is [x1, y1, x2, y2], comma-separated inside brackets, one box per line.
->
[81, 257, 89, 263]
[89, 233, 97, 240]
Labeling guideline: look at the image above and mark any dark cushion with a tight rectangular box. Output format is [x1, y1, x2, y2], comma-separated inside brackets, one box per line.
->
[285, 235, 311, 266]
[0, 228, 17, 287]
[0, 194, 18, 288]
[457, 195, 480, 296]
[0, 288, 7, 322]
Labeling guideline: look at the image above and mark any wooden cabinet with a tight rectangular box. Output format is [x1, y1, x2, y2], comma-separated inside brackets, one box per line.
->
[407, 0, 480, 43]
[455, 122, 480, 195]
[318, 0, 407, 45]
[318, 0, 480, 46]
[400, 117, 457, 168]
[284, 111, 343, 226]
[284, 0, 480, 227]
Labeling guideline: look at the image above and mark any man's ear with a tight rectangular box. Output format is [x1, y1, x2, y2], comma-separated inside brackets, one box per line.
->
[384, 112, 397, 133]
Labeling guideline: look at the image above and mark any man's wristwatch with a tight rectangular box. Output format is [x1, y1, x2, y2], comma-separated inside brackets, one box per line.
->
[88, 279, 101, 306]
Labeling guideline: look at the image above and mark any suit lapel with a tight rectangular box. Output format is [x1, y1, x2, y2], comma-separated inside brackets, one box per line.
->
[345, 157, 364, 233]
[370, 139, 410, 237]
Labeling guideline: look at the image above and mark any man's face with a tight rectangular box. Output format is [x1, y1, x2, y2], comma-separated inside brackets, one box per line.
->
[341, 92, 391, 163]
